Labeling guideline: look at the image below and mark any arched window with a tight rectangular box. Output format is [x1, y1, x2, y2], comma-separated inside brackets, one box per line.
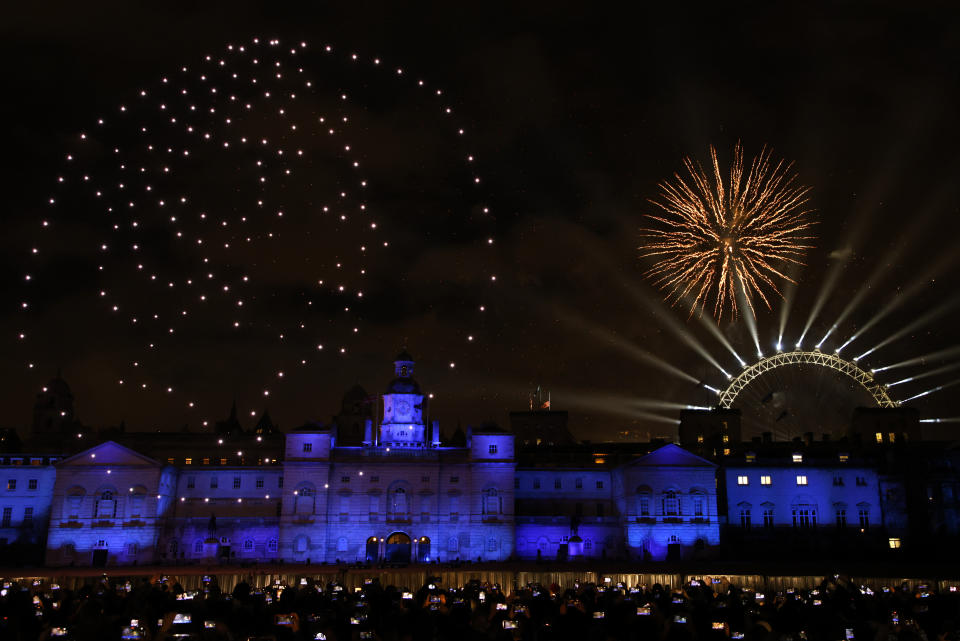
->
[662, 490, 679, 517]
[168, 540, 179, 556]
[128, 486, 147, 518]
[126, 542, 138, 557]
[243, 539, 254, 551]
[584, 538, 593, 551]
[689, 488, 707, 518]
[391, 487, 408, 518]
[194, 539, 203, 554]
[636, 485, 653, 517]
[95, 490, 116, 519]
[294, 536, 310, 554]
[268, 539, 278, 553]
[65, 487, 85, 520]
[669, 534, 680, 543]
[483, 488, 500, 515]
[295, 483, 316, 515]
[336, 536, 348, 553]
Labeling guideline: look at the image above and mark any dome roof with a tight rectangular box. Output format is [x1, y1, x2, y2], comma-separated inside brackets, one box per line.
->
[342, 384, 369, 404]
[386, 377, 422, 394]
[44, 376, 73, 399]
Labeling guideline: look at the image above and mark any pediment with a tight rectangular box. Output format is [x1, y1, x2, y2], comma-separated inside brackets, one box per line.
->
[629, 443, 717, 468]
[59, 441, 161, 468]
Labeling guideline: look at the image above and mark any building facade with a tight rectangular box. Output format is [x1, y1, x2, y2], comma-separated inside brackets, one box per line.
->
[3, 357, 956, 568]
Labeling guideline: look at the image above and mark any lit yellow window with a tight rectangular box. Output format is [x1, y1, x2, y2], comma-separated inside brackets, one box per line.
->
[220, 458, 227, 466]
[888, 537, 901, 549]
[185, 458, 192, 465]
[888, 432, 896, 443]
[875, 432, 883, 443]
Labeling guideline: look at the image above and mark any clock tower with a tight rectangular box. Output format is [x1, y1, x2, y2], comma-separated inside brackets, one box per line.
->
[380, 350, 427, 447]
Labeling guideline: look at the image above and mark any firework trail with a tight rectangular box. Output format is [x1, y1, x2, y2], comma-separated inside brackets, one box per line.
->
[641, 143, 815, 320]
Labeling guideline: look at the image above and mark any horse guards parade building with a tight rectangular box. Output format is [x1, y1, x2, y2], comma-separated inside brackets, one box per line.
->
[1, 351, 958, 568]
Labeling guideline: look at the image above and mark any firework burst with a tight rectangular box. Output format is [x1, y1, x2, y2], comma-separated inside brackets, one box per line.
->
[641, 143, 815, 320]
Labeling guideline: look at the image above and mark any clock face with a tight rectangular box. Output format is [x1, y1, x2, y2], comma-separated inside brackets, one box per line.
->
[396, 400, 411, 418]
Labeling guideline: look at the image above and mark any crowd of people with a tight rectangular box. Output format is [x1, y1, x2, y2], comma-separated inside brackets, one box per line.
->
[1, 572, 957, 641]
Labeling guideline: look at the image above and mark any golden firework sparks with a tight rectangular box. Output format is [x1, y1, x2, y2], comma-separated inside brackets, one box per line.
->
[641, 143, 815, 320]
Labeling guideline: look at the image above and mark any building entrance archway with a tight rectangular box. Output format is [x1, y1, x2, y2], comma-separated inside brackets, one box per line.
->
[416, 536, 431, 562]
[385, 532, 411, 564]
[366, 536, 380, 562]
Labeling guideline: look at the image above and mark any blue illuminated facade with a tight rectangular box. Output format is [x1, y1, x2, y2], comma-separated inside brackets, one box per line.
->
[4, 358, 956, 568]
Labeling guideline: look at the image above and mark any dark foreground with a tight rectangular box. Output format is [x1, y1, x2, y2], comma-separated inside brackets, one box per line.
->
[2, 562, 958, 641]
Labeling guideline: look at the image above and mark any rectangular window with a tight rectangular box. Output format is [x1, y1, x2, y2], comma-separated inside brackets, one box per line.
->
[858, 509, 869, 530]
[219, 458, 227, 466]
[233, 477, 241, 489]
[875, 432, 883, 443]
[23, 507, 33, 528]
[796, 475, 808, 486]
[370, 476, 379, 483]
[694, 497, 704, 517]
[203, 457, 210, 465]
[7, 479, 17, 490]
[514, 478, 520, 489]
[554, 479, 562, 489]
[28, 479, 38, 490]
[888, 537, 901, 549]
[763, 508, 774, 528]
[450, 476, 459, 484]
[449, 496, 459, 522]
[256, 477, 264, 489]
[760, 475, 771, 486]
[737, 475, 749, 486]
[187, 476, 195, 489]
[575, 478, 583, 489]
[210, 477, 218, 489]
[596, 503, 604, 517]
[740, 509, 751, 528]
[278, 477, 284, 488]
[856, 476, 867, 486]
[533, 479, 540, 489]
[839, 453, 849, 463]
[833, 475, 844, 486]
[421, 476, 429, 483]
[302, 442, 312, 453]
[640, 496, 650, 517]
[792, 453, 803, 463]
[835, 509, 847, 528]
[185, 458, 193, 465]
[341, 476, 350, 483]
[1, 507, 11, 527]
[745, 452, 756, 463]
[596, 480, 604, 489]
[488, 444, 497, 454]
[167, 458, 175, 465]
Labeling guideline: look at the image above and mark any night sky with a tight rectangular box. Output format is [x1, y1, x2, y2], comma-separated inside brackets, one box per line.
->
[2, 2, 959, 440]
